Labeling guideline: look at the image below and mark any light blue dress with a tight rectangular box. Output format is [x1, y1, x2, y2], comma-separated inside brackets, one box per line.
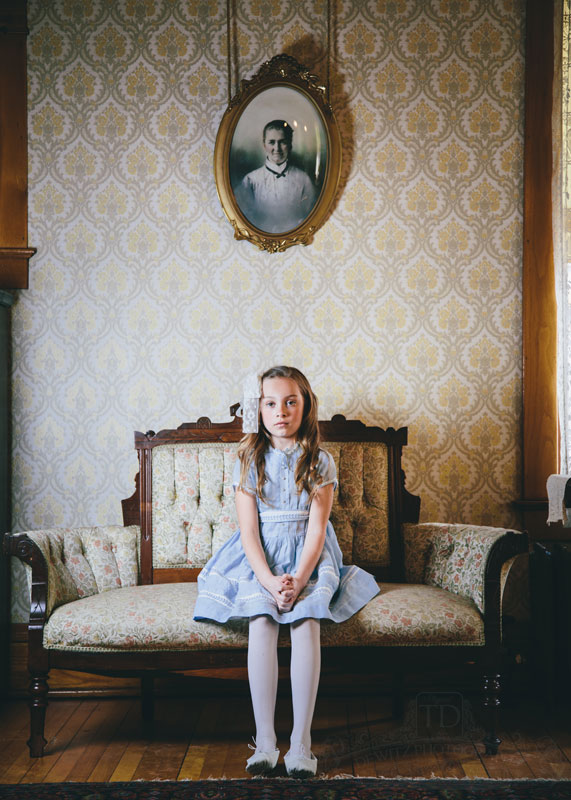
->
[192, 445, 380, 625]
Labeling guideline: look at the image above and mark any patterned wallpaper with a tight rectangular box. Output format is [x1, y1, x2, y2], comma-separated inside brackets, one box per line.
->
[11, 0, 525, 621]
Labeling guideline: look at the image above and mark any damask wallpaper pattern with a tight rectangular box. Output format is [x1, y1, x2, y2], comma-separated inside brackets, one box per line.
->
[11, 0, 525, 620]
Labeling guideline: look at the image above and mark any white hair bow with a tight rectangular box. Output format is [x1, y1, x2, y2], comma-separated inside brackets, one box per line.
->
[242, 372, 262, 433]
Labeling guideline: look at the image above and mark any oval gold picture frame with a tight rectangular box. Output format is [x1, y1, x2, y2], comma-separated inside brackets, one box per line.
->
[214, 54, 342, 253]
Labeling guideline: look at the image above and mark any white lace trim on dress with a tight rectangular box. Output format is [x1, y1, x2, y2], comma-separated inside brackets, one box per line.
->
[258, 510, 310, 522]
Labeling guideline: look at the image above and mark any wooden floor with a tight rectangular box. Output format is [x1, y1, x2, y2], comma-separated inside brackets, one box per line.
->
[1, 690, 570, 783]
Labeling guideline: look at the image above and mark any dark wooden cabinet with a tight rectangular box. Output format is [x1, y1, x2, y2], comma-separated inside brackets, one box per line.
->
[530, 540, 571, 704]
[0, 290, 12, 699]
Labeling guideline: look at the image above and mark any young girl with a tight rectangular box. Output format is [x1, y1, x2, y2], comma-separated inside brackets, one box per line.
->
[193, 366, 379, 777]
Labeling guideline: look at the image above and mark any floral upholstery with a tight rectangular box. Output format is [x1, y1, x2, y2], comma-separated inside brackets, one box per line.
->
[43, 581, 484, 652]
[16, 461, 522, 655]
[20, 519, 520, 633]
[403, 522, 513, 614]
[152, 444, 238, 568]
[152, 441, 390, 571]
[24, 526, 140, 616]
[326, 441, 389, 569]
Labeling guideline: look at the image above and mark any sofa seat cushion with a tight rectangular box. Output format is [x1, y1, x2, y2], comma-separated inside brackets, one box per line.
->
[43, 581, 484, 652]
[321, 583, 483, 647]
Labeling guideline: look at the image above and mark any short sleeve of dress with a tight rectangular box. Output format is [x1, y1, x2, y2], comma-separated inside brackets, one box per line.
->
[232, 455, 256, 495]
[318, 449, 338, 491]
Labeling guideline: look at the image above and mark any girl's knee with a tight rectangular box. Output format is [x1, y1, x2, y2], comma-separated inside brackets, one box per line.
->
[291, 617, 320, 628]
[290, 618, 321, 638]
[250, 614, 279, 634]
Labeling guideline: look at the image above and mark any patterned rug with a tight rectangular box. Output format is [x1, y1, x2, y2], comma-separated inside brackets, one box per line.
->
[0, 779, 570, 799]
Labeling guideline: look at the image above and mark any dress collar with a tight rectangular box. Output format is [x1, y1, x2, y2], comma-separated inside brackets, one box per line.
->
[269, 442, 300, 456]
[265, 158, 288, 177]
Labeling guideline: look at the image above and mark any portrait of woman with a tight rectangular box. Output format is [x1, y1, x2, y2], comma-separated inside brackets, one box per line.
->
[229, 86, 328, 235]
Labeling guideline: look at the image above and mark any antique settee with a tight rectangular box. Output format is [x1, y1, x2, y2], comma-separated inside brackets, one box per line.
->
[5, 407, 528, 757]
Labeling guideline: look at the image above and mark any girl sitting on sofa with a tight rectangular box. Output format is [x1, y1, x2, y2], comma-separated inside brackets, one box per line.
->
[193, 365, 379, 777]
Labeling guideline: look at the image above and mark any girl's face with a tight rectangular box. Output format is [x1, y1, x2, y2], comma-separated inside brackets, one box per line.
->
[260, 376, 305, 449]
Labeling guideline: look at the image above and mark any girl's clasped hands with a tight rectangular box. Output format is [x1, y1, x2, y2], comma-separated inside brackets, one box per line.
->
[265, 573, 301, 612]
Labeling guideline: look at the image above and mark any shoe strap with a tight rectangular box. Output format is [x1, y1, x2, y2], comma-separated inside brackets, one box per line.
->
[249, 736, 278, 753]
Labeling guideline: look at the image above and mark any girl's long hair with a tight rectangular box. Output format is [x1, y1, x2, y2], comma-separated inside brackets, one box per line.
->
[237, 366, 323, 502]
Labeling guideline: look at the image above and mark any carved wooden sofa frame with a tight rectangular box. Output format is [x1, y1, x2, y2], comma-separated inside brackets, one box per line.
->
[5, 407, 528, 758]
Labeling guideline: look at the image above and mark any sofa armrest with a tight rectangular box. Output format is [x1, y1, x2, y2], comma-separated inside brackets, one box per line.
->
[5, 533, 51, 633]
[402, 522, 528, 614]
[5, 525, 141, 620]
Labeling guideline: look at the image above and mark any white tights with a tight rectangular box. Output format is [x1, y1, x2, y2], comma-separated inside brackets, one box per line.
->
[248, 615, 321, 753]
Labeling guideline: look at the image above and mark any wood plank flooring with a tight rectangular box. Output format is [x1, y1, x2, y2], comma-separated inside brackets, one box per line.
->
[0, 692, 570, 783]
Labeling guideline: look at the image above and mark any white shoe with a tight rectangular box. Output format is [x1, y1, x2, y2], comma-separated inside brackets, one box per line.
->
[284, 744, 317, 778]
[245, 741, 280, 775]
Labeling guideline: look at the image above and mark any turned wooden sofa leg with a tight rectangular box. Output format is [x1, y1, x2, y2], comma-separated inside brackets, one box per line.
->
[28, 672, 49, 757]
[482, 672, 501, 755]
[141, 675, 154, 723]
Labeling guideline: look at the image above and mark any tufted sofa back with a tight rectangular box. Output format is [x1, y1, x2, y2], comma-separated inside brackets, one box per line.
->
[151, 441, 390, 574]
[24, 526, 140, 616]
